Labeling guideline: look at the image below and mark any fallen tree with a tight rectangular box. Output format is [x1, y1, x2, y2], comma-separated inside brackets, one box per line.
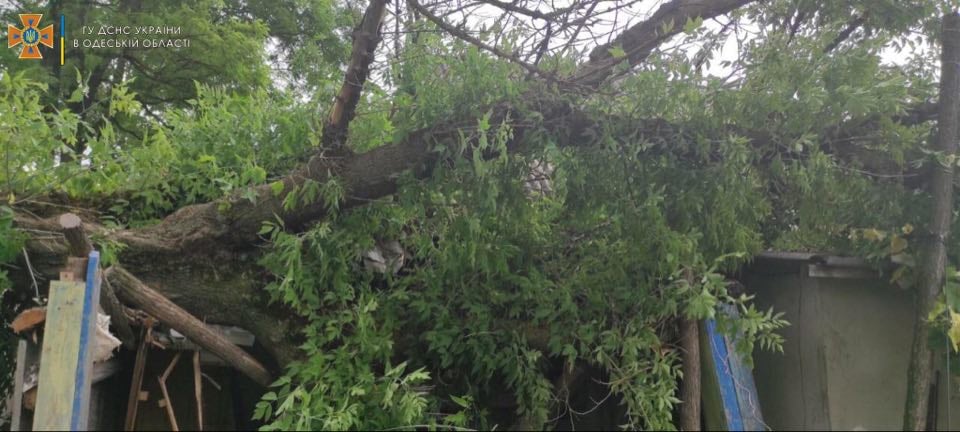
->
[3, 0, 955, 429]
[10, 0, 757, 366]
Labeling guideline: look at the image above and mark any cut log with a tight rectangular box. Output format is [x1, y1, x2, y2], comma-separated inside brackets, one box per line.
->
[11, 307, 46, 334]
[104, 266, 273, 387]
[59, 212, 136, 349]
[59, 213, 93, 257]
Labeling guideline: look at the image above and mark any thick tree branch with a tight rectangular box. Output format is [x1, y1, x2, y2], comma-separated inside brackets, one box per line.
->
[574, 0, 754, 87]
[824, 14, 867, 54]
[323, 0, 390, 151]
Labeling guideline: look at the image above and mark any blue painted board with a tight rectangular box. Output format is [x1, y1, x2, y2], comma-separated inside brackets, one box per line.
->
[701, 305, 766, 431]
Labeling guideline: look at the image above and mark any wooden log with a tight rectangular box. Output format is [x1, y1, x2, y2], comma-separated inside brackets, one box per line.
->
[59, 213, 93, 257]
[105, 266, 273, 386]
[59, 212, 136, 349]
[101, 277, 136, 349]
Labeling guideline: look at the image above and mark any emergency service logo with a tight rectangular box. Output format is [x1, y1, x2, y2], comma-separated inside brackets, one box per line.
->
[7, 14, 54, 59]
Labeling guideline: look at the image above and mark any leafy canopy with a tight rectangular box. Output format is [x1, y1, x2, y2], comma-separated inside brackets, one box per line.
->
[1, 0, 958, 429]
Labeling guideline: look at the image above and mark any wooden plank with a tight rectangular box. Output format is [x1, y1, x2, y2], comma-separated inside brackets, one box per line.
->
[125, 325, 153, 431]
[33, 280, 87, 430]
[60, 213, 136, 349]
[59, 213, 93, 257]
[33, 252, 102, 431]
[798, 266, 832, 429]
[10, 340, 26, 431]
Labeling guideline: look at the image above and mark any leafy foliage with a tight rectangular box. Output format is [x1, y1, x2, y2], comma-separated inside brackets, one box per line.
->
[2, 0, 958, 430]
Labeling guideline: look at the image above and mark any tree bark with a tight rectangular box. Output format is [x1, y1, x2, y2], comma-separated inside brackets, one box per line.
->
[322, 0, 389, 151]
[575, 0, 753, 87]
[680, 319, 701, 431]
[903, 12, 960, 431]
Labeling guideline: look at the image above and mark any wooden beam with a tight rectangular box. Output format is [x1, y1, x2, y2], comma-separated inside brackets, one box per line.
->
[105, 266, 273, 386]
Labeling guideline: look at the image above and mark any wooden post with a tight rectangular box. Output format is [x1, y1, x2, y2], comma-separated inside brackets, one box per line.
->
[904, 12, 960, 431]
[124, 324, 153, 431]
[193, 350, 204, 431]
[33, 252, 102, 431]
[158, 352, 182, 431]
[105, 266, 273, 386]
[60, 212, 136, 349]
[10, 340, 27, 431]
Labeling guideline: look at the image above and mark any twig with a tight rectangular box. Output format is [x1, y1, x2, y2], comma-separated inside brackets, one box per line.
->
[408, 0, 551, 80]
[20, 247, 40, 301]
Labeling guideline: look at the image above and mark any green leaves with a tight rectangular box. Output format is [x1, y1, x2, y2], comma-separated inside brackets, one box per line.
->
[608, 45, 627, 59]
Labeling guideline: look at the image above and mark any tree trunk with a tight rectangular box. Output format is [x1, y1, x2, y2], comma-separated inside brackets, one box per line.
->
[903, 12, 960, 431]
[680, 319, 701, 431]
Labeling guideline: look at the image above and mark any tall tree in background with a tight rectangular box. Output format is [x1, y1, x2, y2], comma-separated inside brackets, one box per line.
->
[904, 11, 960, 431]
